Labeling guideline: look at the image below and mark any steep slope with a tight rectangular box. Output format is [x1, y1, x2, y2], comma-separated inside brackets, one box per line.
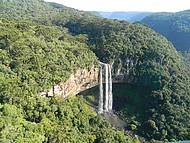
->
[0, 19, 97, 98]
[0, 1, 140, 142]
[1, 0, 190, 142]
[141, 10, 190, 51]
[0, 19, 141, 143]
[66, 17, 190, 141]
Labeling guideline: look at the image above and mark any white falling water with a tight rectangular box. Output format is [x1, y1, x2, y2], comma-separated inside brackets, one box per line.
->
[108, 64, 113, 111]
[104, 64, 109, 111]
[98, 62, 113, 113]
[98, 65, 104, 114]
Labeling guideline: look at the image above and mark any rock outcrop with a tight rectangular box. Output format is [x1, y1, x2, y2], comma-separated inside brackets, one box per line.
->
[40, 60, 136, 99]
[40, 66, 99, 98]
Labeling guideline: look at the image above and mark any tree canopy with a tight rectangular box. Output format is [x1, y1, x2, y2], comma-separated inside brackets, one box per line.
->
[141, 10, 190, 51]
[1, 0, 190, 142]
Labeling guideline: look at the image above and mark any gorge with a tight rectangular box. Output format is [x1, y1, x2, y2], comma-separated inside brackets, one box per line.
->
[1, 0, 190, 142]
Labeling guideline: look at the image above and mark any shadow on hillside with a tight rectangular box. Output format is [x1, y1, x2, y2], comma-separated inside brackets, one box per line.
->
[78, 83, 152, 122]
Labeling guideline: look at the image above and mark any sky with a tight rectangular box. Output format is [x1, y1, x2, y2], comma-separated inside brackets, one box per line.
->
[45, 0, 190, 12]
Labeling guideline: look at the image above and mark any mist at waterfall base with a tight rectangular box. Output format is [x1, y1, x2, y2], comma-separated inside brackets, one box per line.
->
[79, 83, 151, 128]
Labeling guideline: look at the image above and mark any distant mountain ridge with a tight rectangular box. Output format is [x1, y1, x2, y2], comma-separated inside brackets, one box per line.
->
[92, 11, 153, 22]
[141, 9, 190, 51]
[1, 0, 190, 142]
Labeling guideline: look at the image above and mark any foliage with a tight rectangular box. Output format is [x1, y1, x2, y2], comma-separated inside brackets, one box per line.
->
[64, 14, 190, 141]
[0, 18, 138, 143]
[0, 96, 138, 143]
[0, 19, 97, 101]
[141, 10, 190, 51]
[1, 0, 190, 142]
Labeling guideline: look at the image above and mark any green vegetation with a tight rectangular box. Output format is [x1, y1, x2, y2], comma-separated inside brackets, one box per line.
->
[141, 10, 190, 51]
[0, 19, 139, 143]
[1, 0, 190, 142]
[0, 95, 139, 143]
[65, 15, 190, 141]
[0, 1, 140, 141]
[81, 83, 151, 126]
[0, 0, 97, 26]
[82, 82, 190, 142]
[0, 19, 97, 102]
[0, 0, 56, 20]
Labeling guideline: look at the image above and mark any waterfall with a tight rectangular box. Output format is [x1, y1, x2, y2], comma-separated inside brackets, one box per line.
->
[104, 64, 109, 111]
[108, 64, 113, 111]
[98, 62, 113, 113]
[98, 65, 104, 113]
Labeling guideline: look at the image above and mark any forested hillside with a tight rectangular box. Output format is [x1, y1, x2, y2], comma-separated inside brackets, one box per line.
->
[65, 17, 190, 141]
[0, 18, 140, 143]
[141, 10, 190, 51]
[1, 0, 190, 142]
[0, 1, 141, 142]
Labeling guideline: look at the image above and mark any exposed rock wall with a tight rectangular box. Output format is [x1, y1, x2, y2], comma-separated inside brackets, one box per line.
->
[40, 66, 99, 98]
[40, 60, 137, 98]
[112, 57, 139, 83]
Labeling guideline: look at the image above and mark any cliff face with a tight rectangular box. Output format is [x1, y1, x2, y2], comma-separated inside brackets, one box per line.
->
[40, 62, 136, 98]
[112, 58, 138, 83]
[40, 66, 99, 98]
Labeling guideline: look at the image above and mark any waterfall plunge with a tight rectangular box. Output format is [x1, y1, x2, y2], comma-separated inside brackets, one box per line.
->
[104, 64, 109, 111]
[98, 65, 104, 113]
[98, 62, 113, 113]
[108, 64, 113, 111]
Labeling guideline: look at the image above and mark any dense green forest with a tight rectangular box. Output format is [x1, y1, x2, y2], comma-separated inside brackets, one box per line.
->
[0, 18, 140, 143]
[65, 17, 190, 141]
[141, 10, 190, 51]
[0, 1, 139, 142]
[1, 0, 190, 142]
